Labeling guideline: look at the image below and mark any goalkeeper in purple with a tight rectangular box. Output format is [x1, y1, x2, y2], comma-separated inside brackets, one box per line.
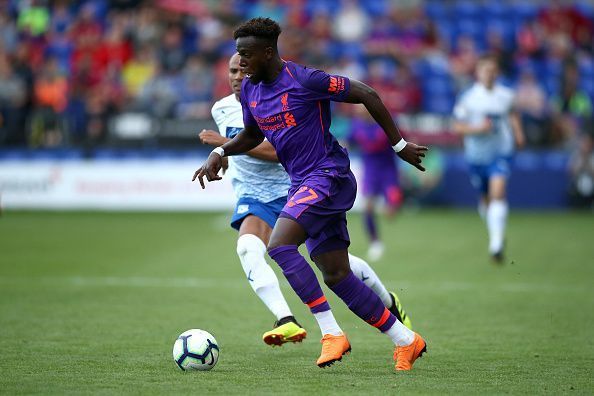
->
[193, 18, 428, 371]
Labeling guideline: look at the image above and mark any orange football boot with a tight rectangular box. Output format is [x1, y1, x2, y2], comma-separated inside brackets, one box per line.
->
[316, 334, 351, 368]
[394, 333, 427, 371]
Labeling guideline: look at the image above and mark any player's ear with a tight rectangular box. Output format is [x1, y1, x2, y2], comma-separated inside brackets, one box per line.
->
[264, 46, 274, 60]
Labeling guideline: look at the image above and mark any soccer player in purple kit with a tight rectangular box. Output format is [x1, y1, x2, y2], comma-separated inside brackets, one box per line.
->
[193, 18, 428, 371]
[349, 106, 404, 262]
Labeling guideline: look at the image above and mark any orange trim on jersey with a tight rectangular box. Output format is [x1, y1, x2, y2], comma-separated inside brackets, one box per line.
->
[306, 295, 327, 309]
[372, 308, 391, 329]
[318, 101, 328, 154]
[318, 101, 324, 131]
[285, 64, 295, 79]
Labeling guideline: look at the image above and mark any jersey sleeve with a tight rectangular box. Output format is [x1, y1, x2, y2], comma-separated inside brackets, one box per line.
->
[211, 103, 225, 135]
[453, 94, 470, 121]
[290, 63, 351, 102]
[239, 85, 258, 128]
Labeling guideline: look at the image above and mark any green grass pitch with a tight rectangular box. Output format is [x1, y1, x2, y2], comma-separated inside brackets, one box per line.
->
[1, 210, 593, 394]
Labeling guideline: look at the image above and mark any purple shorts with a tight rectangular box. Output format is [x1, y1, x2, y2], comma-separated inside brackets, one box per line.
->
[362, 156, 402, 208]
[279, 169, 357, 257]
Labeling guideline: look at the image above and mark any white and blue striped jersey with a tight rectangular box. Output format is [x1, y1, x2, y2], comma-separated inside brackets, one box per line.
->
[453, 83, 516, 164]
[211, 94, 290, 202]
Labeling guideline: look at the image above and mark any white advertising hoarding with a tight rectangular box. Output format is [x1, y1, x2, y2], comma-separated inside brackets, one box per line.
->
[0, 159, 364, 210]
[0, 160, 236, 210]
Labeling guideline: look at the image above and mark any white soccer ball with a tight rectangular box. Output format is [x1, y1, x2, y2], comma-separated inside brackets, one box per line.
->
[172, 329, 219, 371]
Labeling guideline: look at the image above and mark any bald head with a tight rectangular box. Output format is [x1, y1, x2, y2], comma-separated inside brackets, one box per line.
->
[228, 53, 244, 98]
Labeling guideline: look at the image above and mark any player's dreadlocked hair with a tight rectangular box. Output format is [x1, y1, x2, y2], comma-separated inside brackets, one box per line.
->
[233, 17, 282, 47]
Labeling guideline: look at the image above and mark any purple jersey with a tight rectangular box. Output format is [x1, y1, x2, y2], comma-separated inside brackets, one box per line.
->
[240, 61, 351, 187]
[349, 117, 394, 166]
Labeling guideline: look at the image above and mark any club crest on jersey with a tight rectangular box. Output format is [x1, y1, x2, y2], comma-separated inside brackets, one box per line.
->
[280, 92, 289, 111]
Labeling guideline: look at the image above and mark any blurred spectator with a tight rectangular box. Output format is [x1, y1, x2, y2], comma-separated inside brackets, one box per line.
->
[247, 0, 286, 23]
[31, 57, 68, 147]
[0, 11, 18, 53]
[138, 67, 178, 118]
[176, 55, 213, 119]
[516, 20, 546, 60]
[537, 0, 593, 53]
[49, 0, 73, 35]
[158, 24, 186, 73]
[17, 0, 50, 37]
[486, 28, 514, 79]
[450, 35, 479, 90]
[514, 69, 549, 146]
[327, 55, 366, 82]
[122, 45, 157, 100]
[333, 0, 370, 42]
[568, 133, 594, 208]
[0, 57, 27, 145]
[132, 4, 162, 46]
[95, 20, 132, 73]
[550, 60, 593, 145]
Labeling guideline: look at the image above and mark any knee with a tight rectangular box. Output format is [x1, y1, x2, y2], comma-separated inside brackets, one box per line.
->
[237, 234, 266, 258]
[322, 268, 351, 288]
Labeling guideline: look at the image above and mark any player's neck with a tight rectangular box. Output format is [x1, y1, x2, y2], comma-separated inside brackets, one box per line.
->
[481, 81, 495, 91]
[261, 57, 284, 84]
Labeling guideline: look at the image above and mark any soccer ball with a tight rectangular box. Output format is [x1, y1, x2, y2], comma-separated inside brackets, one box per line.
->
[172, 329, 219, 371]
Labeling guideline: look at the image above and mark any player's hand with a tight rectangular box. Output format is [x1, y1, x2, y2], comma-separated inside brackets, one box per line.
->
[192, 153, 223, 189]
[515, 133, 526, 150]
[199, 130, 227, 146]
[477, 119, 493, 134]
[397, 142, 428, 172]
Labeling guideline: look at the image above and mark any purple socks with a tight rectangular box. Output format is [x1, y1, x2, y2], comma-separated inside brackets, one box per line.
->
[330, 271, 396, 332]
[268, 245, 330, 313]
[269, 245, 397, 333]
[364, 211, 378, 241]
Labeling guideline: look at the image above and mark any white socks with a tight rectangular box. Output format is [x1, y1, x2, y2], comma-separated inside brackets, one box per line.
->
[384, 319, 415, 346]
[486, 200, 508, 254]
[313, 310, 343, 336]
[236, 234, 292, 320]
[348, 253, 393, 308]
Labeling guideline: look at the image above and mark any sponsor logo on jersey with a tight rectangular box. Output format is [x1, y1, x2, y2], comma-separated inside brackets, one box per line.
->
[237, 204, 249, 214]
[226, 127, 242, 139]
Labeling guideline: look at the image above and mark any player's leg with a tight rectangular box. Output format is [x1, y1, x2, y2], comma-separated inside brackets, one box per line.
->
[236, 214, 306, 345]
[311, 246, 425, 371]
[487, 175, 508, 263]
[267, 217, 348, 366]
[469, 163, 489, 222]
[267, 218, 343, 336]
[362, 165, 384, 261]
[383, 159, 403, 219]
[364, 198, 384, 261]
[347, 253, 412, 329]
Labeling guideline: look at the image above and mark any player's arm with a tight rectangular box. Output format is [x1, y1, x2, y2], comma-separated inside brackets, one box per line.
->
[192, 125, 265, 188]
[452, 119, 493, 135]
[199, 129, 278, 161]
[509, 110, 525, 149]
[343, 79, 428, 171]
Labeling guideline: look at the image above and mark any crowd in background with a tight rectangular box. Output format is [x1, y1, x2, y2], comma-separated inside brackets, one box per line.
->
[0, 0, 592, 151]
